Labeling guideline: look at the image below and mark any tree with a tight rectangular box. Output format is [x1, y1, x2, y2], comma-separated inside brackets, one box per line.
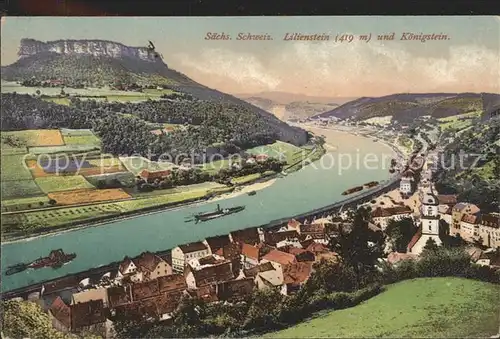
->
[329, 207, 382, 283]
[423, 238, 439, 253]
[385, 218, 416, 252]
[48, 199, 57, 206]
[2, 300, 75, 339]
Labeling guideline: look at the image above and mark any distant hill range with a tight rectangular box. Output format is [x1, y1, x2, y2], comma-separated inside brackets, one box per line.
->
[1, 38, 307, 145]
[313, 92, 500, 123]
[236, 92, 356, 120]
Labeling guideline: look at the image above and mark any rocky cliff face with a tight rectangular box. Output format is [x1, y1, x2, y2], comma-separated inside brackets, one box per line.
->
[18, 38, 159, 63]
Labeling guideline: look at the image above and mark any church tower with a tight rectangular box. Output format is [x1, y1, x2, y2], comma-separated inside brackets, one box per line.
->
[407, 187, 442, 254]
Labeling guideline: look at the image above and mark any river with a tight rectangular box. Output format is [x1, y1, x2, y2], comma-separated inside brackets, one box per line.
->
[1, 128, 395, 292]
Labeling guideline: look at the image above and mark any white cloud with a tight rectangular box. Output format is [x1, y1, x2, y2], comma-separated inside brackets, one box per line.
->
[176, 48, 281, 90]
[176, 39, 499, 95]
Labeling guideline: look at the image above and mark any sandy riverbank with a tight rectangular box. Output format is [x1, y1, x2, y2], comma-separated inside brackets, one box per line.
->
[211, 178, 278, 202]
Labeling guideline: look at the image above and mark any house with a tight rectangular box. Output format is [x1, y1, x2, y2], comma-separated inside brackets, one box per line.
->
[282, 262, 313, 295]
[203, 234, 231, 255]
[438, 205, 453, 225]
[139, 169, 171, 183]
[298, 223, 328, 243]
[188, 284, 219, 304]
[407, 190, 442, 255]
[305, 242, 338, 262]
[253, 263, 286, 294]
[263, 230, 300, 247]
[49, 297, 112, 337]
[261, 249, 297, 269]
[215, 278, 255, 302]
[476, 213, 500, 248]
[107, 286, 132, 309]
[451, 203, 480, 237]
[229, 227, 261, 245]
[171, 242, 210, 272]
[116, 257, 142, 283]
[460, 214, 478, 243]
[371, 206, 413, 230]
[185, 260, 234, 289]
[246, 157, 256, 165]
[438, 195, 458, 208]
[287, 219, 302, 231]
[71, 288, 109, 308]
[399, 170, 415, 196]
[134, 251, 172, 281]
[287, 247, 315, 262]
[241, 243, 267, 269]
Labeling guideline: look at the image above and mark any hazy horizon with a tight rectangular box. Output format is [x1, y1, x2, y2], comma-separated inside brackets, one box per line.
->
[1, 16, 499, 97]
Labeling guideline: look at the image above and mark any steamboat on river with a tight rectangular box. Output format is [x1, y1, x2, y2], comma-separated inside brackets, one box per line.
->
[185, 204, 246, 223]
[5, 249, 76, 276]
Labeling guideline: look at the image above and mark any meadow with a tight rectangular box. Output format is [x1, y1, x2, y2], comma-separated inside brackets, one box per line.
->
[438, 111, 482, 131]
[34, 175, 95, 193]
[119, 156, 176, 176]
[269, 277, 500, 338]
[247, 141, 304, 165]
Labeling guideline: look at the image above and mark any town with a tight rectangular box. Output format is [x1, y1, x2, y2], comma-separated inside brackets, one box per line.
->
[5, 141, 499, 338]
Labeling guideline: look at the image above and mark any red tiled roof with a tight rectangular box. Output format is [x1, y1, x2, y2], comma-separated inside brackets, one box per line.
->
[134, 252, 165, 273]
[139, 169, 171, 180]
[407, 226, 422, 251]
[222, 242, 242, 260]
[205, 235, 231, 253]
[262, 249, 297, 266]
[158, 274, 187, 293]
[306, 242, 329, 254]
[438, 194, 458, 206]
[372, 206, 412, 218]
[192, 261, 234, 287]
[190, 285, 219, 303]
[230, 227, 260, 245]
[264, 230, 300, 246]
[179, 242, 208, 254]
[50, 296, 71, 328]
[300, 223, 325, 234]
[241, 243, 261, 260]
[461, 214, 478, 224]
[480, 214, 500, 229]
[131, 279, 160, 301]
[70, 299, 106, 330]
[282, 262, 312, 286]
[216, 278, 255, 301]
[107, 286, 132, 308]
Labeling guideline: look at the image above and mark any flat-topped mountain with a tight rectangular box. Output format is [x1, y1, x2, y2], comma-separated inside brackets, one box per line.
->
[17, 38, 160, 63]
[1, 38, 308, 146]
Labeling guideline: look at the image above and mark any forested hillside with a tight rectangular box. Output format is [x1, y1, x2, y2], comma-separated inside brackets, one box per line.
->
[0, 93, 295, 162]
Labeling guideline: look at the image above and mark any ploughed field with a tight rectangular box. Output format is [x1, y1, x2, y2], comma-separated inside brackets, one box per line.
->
[1, 125, 317, 240]
[268, 277, 500, 338]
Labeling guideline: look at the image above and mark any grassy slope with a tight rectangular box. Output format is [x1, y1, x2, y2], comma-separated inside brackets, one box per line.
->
[269, 278, 500, 338]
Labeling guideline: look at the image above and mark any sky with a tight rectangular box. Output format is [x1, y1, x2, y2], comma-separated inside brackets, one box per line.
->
[1, 16, 499, 97]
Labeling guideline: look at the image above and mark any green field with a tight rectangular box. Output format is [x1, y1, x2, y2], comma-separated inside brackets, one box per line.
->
[269, 278, 500, 338]
[438, 111, 482, 131]
[41, 97, 71, 105]
[1, 154, 33, 181]
[247, 141, 304, 164]
[34, 175, 95, 193]
[1, 180, 45, 200]
[1, 196, 51, 212]
[29, 145, 101, 155]
[60, 128, 95, 136]
[119, 156, 175, 176]
[85, 171, 136, 188]
[63, 134, 101, 146]
[231, 173, 262, 185]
